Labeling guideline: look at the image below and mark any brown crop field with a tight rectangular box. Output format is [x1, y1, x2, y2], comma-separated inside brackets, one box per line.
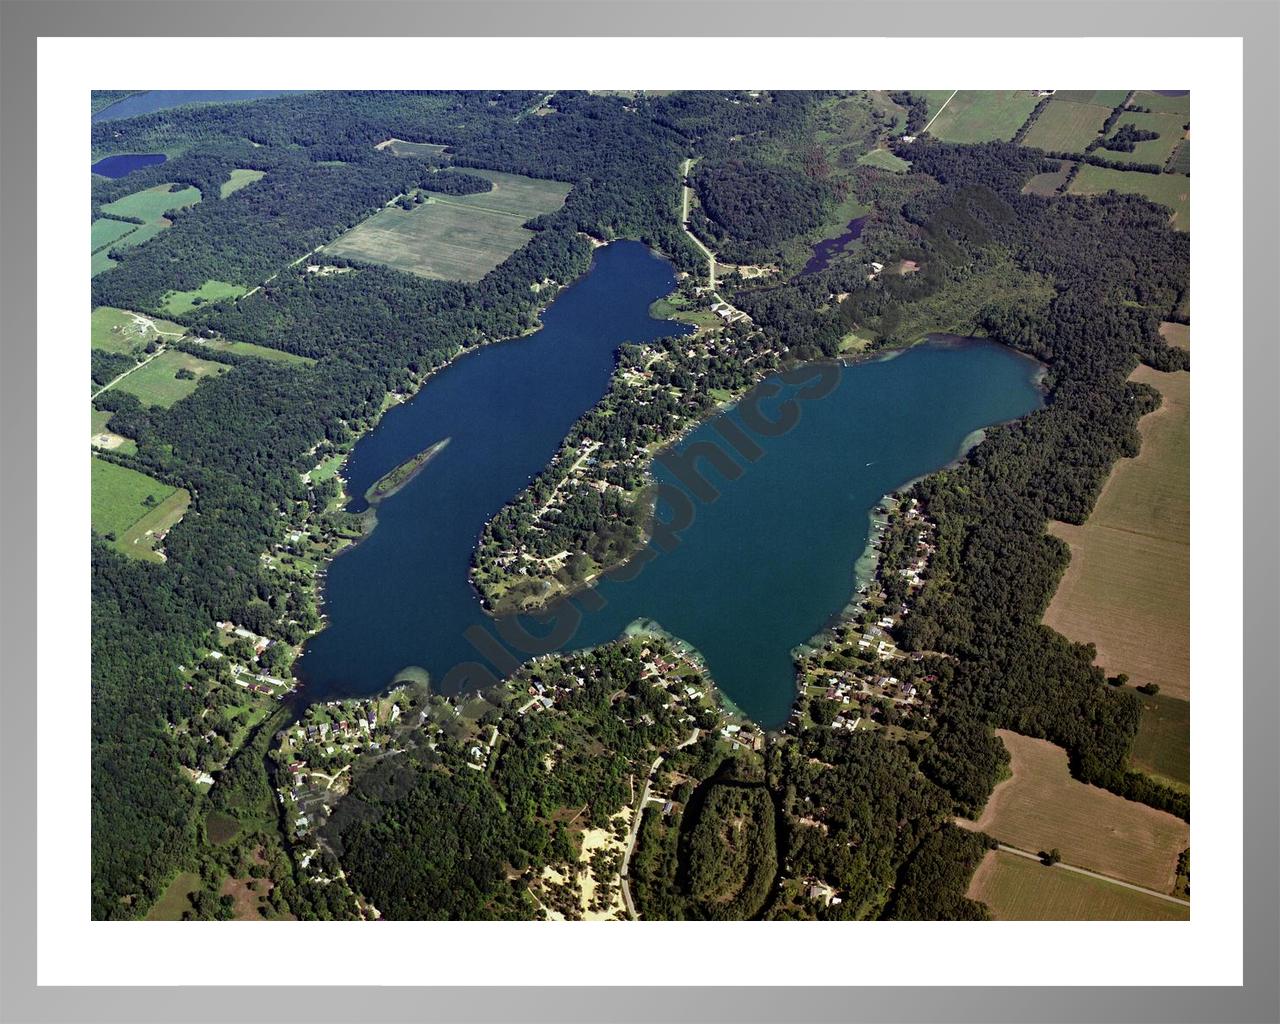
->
[323, 169, 570, 282]
[967, 850, 1189, 921]
[1021, 100, 1111, 154]
[959, 731, 1189, 893]
[1043, 364, 1189, 699]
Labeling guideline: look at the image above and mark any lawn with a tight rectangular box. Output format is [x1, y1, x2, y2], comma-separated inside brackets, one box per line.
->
[308, 454, 346, 483]
[1021, 100, 1112, 154]
[857, 148, 911, 173]
[160, 280, 249, 315]
[967, 851, 1189, 921]
[1068, 165, 1189, 230]
[197, 337, 315, 366]
[323, 169, 570, 282]
[926, 90, 1041, 144]
[1098, 110, 1187, 168]
[144, 871, 202, 921]
[1129, 692, 1190, 790]
[1044, 365, 1189, 700]
[112, 348, 230, 407]
[90, 307, 188, 354]
[219, 168, 266, 198]
[959, 730, 1189, 893]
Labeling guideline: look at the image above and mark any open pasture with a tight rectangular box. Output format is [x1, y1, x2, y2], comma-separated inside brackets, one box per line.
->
[1130, 692, 1190, 790]
[1166, 138, 1191, 174]
[857, 147, 911, 173]
[92, 456, 190, 561]
[1132, 90, 1190, 116]
[197, 337, 315, 366]
[112, 349, 229, 407]
[101, 183, 202, 223]
[1068, 165, 1189, 230]
[92, 217, 138, 254]
[967, 850, 1189, 921]
[959, 730, 1189, 893]
[161, 279, 248, 315]
[1100, 110, 1187, 168]
[1021, 100, 1111, 153]
[377, 138, 450, 160]
[323, 169, 570, 282]
[91, 307, 187, 354]
[1051, 90, 1130, 108]
[219, 168, 266, 198]
[926, 91, 1041, 144]
[1044, 365, 1189, 699]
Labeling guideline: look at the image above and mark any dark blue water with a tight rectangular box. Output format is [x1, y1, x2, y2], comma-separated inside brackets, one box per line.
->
[92, 90, 307, 123]
[802, 215, 868, 275]
[91, 153, 167, 178]
[296, 243, 1044, 727]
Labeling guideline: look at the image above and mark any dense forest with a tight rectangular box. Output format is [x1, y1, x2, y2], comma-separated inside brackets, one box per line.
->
[90, 90, 1189, 921]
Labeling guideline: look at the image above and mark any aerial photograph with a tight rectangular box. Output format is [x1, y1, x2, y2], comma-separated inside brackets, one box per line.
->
[89, 88, 1190, 923]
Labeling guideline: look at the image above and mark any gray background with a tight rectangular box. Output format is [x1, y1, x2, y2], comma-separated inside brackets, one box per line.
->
[1, 2, 1276, 1022]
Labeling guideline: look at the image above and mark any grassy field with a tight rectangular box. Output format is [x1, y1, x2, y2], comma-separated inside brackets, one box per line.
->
[1021, 160, 1075, 196]
[1068, 165, 1189, 230]
[1130, 692, 1190, 790]
[1044, 365, 1189, 700]
[92, 217, 138, 253]
[959, 730, 1189, 893]
[219, 168, 266, 198]
[1052, 90, 1130, 108]
[161, 280, 248, 315]
[197, 337, 315, 366]
[918, 90, 958, 120]
[1166, 138, 1191, 174]
[1159, 320, 1190, 350]
[380, 139, 450, 159]
[144, 871, 202, 921]
[1132, 90, 1190, 116]
[323, 169, 570, 282]
[857, 147, 911, 173]
[308, 454, 346, 483]
[102, 183, 202, 223]
[91, 456, 191, 561]
[967, 850, 1189, 921]
[90, 405, 137, 454]
[1021, 100, 1111, 153]
[112, 349, 229, 407]
[926, 91, 1042, 144]
[1100, 110, 1188, 168]
[90, 307, 187, 354]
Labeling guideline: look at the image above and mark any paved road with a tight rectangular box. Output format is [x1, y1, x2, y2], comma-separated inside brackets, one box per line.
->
[996, 843, 1190, 907]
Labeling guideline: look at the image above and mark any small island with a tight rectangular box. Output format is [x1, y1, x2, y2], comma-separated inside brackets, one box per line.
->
[364, 437, 450, 506]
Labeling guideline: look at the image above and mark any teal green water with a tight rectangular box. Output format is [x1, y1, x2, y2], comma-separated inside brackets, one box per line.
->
[297, 242, 1043, 727]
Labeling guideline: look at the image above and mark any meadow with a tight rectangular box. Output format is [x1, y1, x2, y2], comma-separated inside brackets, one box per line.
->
[1021, 100, 1111, 153]
[101, 183, 202, 223]
[91, 307, 187, 355]
[1068, 164, 1189, 230]
[967, 850, 1189, 921]
[1129, 692, 1190, 790]
[378, 138, 450, 160]
[144, 871, 202, 921]
[959, 731, 1189, 893]
[112, 348, 230, 407]
[197, 337, 315, 366]
[219, 168, 266, 198]
[1131, 90, 1190, 116]
[1051, 90, 1130, 108]
[857, 147, 911, 173]
[1044, 364, 1190, 700]
[926, 91, 1042, 144]
[323, 169, 571, 282]
[1021, 160, 1074, 196]
[92, 184, 203, 276]
[161, 280, 249, 315]
[1101, 110, 1187, 168]
[92, 457, 191, 561]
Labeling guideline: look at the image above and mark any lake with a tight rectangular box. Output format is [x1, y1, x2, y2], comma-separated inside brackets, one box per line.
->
[92, 89, 307, 123]
[295, 242, 1044, 727]
[91, 153, 167, 179]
